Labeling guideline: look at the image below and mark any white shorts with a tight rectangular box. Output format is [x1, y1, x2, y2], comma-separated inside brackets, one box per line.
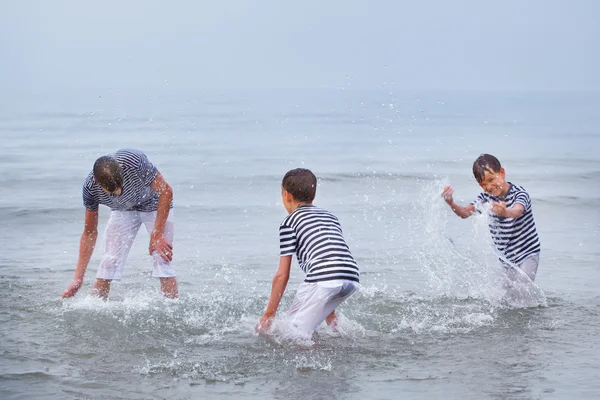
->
[96, 210, 176, 280]
[288, 280, 359, 334]
[505, 253, 540, 283]
[518, 253, 540, 282]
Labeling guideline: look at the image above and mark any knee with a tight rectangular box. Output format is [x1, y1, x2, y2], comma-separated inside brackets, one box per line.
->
[100, 255, 121, 271]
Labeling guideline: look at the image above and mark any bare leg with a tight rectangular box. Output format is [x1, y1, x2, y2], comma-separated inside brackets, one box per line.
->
[160, 277, 179, 299]
[91, 278, 111, 299]
[326, 310, 338, 332]
[141, 212, 178, 299]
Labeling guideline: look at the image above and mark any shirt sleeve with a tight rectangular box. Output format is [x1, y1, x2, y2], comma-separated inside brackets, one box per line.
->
[82, 183, 99, 211]
[470, 193, 486, 214]
[279, 224, 297, 256]
[136, 152, 158, 187]
[514, 190, 531, 212]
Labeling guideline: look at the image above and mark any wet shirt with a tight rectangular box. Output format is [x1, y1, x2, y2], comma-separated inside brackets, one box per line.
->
[472, 183, 540, 265]
[279, 205, 360, 283]
[82, 148, 166, 212]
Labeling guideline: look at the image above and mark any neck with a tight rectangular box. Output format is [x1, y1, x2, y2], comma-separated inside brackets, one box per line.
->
[288, 201, 313, 213]
[498, 182, 511, 198]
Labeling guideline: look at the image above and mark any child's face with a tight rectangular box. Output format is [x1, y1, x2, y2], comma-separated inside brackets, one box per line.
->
[477, 168, 508, 197]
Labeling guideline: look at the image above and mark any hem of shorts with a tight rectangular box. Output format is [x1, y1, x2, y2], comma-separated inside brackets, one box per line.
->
[95, 275, 123, 281]
[152, 274, 177, 279]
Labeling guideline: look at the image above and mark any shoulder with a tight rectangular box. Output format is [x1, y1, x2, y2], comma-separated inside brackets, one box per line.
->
[310, 206, 341, 226]
[511, 183, 528, 193]
[280, 211, 296, 228]
[475, 192, 492, 202]
[116, 147, 146, 157]
[115, 148, 147, 166]
[82, 172, 95, 191]
[316, 206, 338, 219]
[509, 183, 530, 198]
[82, 172, 100, 207]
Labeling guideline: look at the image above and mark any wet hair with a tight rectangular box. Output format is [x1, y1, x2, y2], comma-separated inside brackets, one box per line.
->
[93, 155, 123, 192]
[282, 168, 317, 202]
[472, 154, 502, 183]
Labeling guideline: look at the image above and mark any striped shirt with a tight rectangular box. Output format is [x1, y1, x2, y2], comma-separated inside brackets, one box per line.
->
[472, 183, 540, 265]
[83, 148, 167, 212]
[279, 205, 360, 283]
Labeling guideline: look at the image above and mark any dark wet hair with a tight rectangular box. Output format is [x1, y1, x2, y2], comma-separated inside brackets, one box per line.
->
[93, 155, 123, 192]
[472, 154, 502, 183]
[282, 168, 317, 202]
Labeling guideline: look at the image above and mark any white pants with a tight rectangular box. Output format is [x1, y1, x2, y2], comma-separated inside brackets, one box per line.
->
[505, 253, 540, 283]
[96, 210, 176, 280]
[288, 280, 359, 334]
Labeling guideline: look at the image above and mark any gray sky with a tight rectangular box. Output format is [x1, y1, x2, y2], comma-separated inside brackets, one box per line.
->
[1, 0, 599, 92]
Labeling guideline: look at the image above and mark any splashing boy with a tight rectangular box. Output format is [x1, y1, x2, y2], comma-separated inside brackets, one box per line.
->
[441, 154, 541, 284]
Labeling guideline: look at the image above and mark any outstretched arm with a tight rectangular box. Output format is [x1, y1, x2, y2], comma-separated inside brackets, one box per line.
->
[491, 202, 524, 218]
[257, 255, 292, 332]
[62, 209, 99, 298]
[149, 171, 174, 262]
[442, 186, 475, 219]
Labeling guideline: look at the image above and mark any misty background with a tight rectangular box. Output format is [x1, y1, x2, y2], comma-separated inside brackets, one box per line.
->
[1, 0, 599, 98]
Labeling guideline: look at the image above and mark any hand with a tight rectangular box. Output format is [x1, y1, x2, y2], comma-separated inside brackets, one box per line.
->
[62, 279, 82, 298]
[149, 234, 173, 262]
[256, 315, 274, 334]
[491, 201, 506, 217]
[441, 186, 454, 204]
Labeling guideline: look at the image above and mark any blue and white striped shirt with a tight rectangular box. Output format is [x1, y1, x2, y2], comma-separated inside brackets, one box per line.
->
[279, 205, 360, 283]
[82, 148, 167, 212]
[472, 183, 540, 265]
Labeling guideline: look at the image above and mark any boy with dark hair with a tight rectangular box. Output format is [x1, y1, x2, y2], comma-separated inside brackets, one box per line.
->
[257, 168, 360, 336]
[442, 154, 541, 281]
[62, 148, 178, 299]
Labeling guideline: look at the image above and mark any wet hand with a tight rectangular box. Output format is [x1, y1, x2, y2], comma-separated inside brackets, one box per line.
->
[441, 186, 454, 204]
[149, 235, 173, 262]
[62, 279, 82, 299]
[256, 315, 273, 334]
[491, 201, 506, 217]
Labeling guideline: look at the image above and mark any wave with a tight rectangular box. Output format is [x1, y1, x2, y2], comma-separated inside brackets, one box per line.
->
[0, 371, 55, 381]
[319, 171, 438, 182]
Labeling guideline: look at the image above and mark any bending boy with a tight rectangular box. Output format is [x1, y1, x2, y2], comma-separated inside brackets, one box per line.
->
[258, 168, 360, 336]
[62, 148, 178, 299]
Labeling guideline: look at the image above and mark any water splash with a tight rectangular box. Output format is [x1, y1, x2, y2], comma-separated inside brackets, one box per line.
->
[408, 179, 546, 308]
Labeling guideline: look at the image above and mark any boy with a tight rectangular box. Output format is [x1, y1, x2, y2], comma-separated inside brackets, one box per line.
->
[257, 168, 360, 336]
[441, 154, 541, 282]
[62, 148, 178, 299]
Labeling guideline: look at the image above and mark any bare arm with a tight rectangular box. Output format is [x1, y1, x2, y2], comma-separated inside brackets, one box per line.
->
[149, 171, 174, 262]
[257, 255, 292, 331]
[448, 201, 475, 219]
[62, 209, 98, 298]
[491, 202, 524, 218]
[442, 186, 475, 219]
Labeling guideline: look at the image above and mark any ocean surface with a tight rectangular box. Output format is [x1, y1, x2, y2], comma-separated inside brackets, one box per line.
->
[0, 89, 599, 399]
